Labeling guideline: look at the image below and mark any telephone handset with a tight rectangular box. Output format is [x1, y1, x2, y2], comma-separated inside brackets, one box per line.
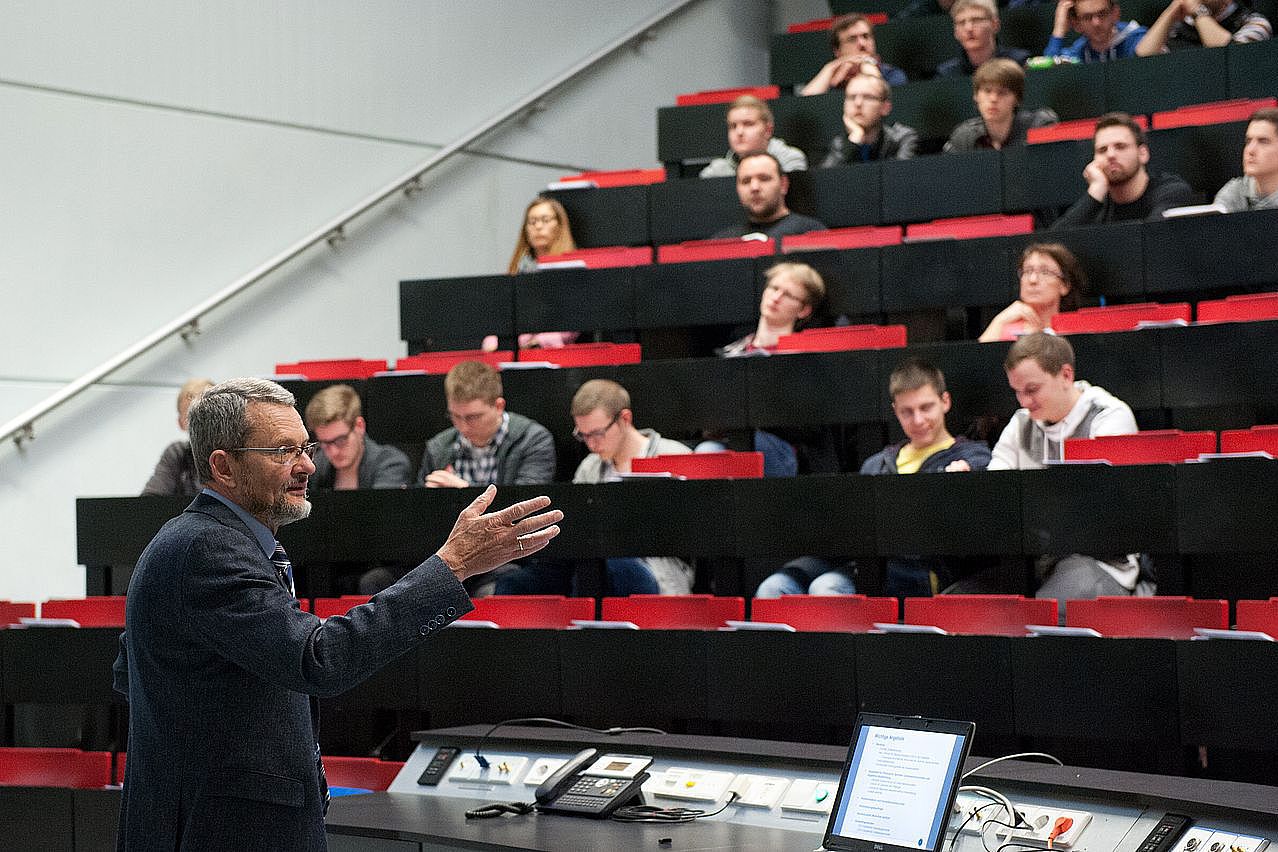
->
[534, 748, 652, 817]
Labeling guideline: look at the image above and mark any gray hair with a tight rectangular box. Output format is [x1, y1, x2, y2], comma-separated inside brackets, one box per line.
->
[189, 378, 295, 483]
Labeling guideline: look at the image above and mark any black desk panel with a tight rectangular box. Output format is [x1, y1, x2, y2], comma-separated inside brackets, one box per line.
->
[771, 92, 845, 163]
[647, 176, 744, 244]
[655, 101, 723, 166]
[1001, 138, 1093, 213]
[880, 235, 1018, 311]
[74, 788, 121, 852]
[809, 162, 883, 228]
[545, 184, 648, 249]
[780, 246, 881, 318]
[1068, 326, 1163, 411]
[1175, 457, 1278, 554]
[634, 258, 757, 329]
[746, 348, 882, 428]
[883, 149, 1002, 223]
[889, 76, 979, 142]
[1, 628, 120, 705]
[707, 631, 858, 725]
[768, 28, 836, 89]
[75, 496, 186, 570]
[362, 373, 448, 444]
[726, 475, 879, 558]
[399, 274, 510, 346]
[557, 630, 708, 725]
[616, 357, 749, 432]
[305, 488, 460, 564]
[864, 16, 959, 83]
[854, 633, 1016, 737]
[874, 469, 1022, 555]
[499, 365, 586, 440]
[513, 266, 636, 336]
[0, 787, 75, 852]
[1042, 221, 1147, 300]
[1146, 122, 1242, 201]
[1177, 639, 1278, 750]
[1020, 465, 1177, 556]
[1228, 37, 1278, 99]
[1142, 208, 1278, 296]
[1010, 636, 1180, 742]
[418, 630, 562, 726]
[1103, 48, 1230, 116]
[1023, 61, 1107, 122]
[585, 479, 739, 557]
[320, 646, 419, 757]
[1158, 321, 1278, 410]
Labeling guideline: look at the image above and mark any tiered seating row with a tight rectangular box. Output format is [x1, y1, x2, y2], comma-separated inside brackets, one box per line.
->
[660, 39, 1277, 166]
[402, 208, 1278, 350]
[563, 118, 1249, 246]
[82, 454, 1278, 600]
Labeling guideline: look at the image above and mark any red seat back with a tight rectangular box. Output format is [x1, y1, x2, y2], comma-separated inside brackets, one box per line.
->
[1220, 425, 1278, 456]
[786, 14, 887, 31]
[774, 324, 906, 353]
[322, 756, 405, 791]
[312, 596, 372, 619]
[0, 601, 36, 627]
[0, 748, 113, 788]
[556, 168, 666, 188]
[536, 246, 653, 269]
[1064, 430, 1217, 465]
[461, 595, 596, 628]
[274, 359, 389, 380]
[1196, 291, 1278, 324]
[601, 595, 745, 629]
[750, 595, 898, 632]
[1065, 596, 1228, 639]
[675, 86, 780, 106]
[1051, 302, 1190, 334]
[41, 597, 127, 627]
[394, 350, 511, 374]
[1151, 97, 1278, 130]
[1235, 598, 1278, 636]
[905, 214, 1033, 241]
[1027, 114, 1149, 144]
[525, 343, 641, 367]
[781, 225, 903, 252]
[903, 595, 1056, 636]
[657, 238, 776, 264]
[632, 451, 764, 480]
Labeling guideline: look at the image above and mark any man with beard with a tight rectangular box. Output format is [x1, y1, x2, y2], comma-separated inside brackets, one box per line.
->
[113, 378, 562, 851]
[1052, 112, 1195, 228]
[712, 152, 827, 240]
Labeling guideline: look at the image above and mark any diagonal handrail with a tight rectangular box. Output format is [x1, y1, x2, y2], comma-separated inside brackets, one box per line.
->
[1, 0, 701, 449]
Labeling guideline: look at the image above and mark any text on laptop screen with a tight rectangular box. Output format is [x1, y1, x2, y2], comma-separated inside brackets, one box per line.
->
[828, 725, 967, 848]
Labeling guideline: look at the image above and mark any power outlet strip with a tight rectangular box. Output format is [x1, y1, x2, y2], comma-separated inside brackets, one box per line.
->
[952, 795, 1091, 848]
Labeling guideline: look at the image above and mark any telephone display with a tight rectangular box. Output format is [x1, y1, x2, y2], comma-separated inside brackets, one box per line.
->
[534, 748, 652, 817]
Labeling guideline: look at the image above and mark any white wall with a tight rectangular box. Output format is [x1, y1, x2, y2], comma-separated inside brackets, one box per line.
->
[0, 1, 778, 601]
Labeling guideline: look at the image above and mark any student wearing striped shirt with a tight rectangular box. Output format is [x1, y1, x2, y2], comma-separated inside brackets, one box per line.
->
[1136, 0, 1271, 55]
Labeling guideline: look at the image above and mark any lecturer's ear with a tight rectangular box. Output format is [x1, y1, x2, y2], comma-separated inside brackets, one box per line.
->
[208, 449, 238, 488]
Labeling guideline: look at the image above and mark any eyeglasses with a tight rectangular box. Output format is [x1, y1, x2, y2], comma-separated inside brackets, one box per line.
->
[230, 443, 318, 464]
[764, 282, 808, 303]
[526, 215, 557, 227]
[315, 427, 354, 450]
[1072, 6, 1115, 22]
[449, 408, 494, 427]
[954, 15, 992, 26]
[572, 412, 621, 443]
[1019, 266, 1063, 280]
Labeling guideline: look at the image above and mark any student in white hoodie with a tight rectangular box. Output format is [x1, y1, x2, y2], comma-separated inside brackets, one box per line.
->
[951, 332, 1153, 609]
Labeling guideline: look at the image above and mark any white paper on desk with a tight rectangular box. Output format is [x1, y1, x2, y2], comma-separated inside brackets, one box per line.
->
[497, 361, 558, 370]
[873, 622, 947, 635]
[1162, 202, 1226, 219]
[18, 617, 81, 628]
[1026, 624, 1103, 637]
[616, 472, 685, 480]
[545, 179, 598, 191]
[722, 620, 797, 632]
[570, 619, 640, 630]
[1193, 627, 1275, 641]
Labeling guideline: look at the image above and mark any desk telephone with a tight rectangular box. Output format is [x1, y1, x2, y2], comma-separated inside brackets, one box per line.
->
[534, 749, 652, 817]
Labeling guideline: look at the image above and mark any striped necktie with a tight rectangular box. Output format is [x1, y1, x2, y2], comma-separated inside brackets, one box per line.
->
[270, 542, 295, 597]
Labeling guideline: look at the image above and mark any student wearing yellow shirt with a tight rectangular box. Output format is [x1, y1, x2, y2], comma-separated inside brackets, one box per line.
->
[754, 359, 991, 598]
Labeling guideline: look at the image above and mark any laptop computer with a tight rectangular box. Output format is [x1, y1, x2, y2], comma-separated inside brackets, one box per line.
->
[822, 713, 975, 852]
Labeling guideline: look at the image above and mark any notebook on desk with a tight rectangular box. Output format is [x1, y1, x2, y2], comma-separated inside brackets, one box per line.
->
[821, 713, 974, 852]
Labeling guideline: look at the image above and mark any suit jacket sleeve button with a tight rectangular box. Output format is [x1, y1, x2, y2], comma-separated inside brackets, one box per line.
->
[446, 607, 457, 617]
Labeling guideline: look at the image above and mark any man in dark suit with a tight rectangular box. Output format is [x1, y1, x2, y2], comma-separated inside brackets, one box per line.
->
[112, 378, 561, 851]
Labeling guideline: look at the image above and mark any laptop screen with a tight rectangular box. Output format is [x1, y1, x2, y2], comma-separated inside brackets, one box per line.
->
[822, 714, 975, 852]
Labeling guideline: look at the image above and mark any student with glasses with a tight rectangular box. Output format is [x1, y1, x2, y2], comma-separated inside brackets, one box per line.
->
[979, 243, 1084, 342]
[1045, 0, 1147, 62]
[819, 73, 918, 167]
[935, 0, 1029, 78]
[303, 383, 410, 491]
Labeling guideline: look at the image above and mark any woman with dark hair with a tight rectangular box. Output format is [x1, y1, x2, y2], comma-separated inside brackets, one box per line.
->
[978, 242, 1083, 342]
[507, 196, 576, 275]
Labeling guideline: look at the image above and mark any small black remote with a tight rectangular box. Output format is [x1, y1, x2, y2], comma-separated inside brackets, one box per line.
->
[417, 746, 461, 786]
[1136, 814, 1193, 852]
